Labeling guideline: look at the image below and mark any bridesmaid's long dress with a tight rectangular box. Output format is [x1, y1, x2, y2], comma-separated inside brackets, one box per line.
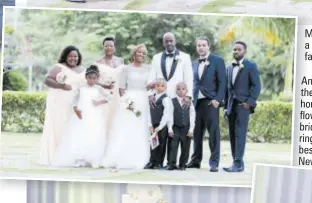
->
[39, 63, 85, 165]
[96, 62, 124, 136]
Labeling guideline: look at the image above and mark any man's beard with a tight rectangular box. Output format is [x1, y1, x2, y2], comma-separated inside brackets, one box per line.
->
[166, 46, 175, 53]
[234, 54, 243, 61]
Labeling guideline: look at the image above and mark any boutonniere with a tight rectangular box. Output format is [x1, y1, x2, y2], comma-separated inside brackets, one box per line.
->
[204, 60, 210, 67]
[174, 55, 181, 62]
[232, 61, 244, 69]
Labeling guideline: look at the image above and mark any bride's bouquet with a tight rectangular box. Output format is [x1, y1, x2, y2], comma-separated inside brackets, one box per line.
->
[105, 76, 115, 94]
[121, 95, 142, 118]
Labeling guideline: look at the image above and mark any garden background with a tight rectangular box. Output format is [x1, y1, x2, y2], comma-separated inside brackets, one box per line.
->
[0, 8, 295, 185]
[2, 8, 295, 142]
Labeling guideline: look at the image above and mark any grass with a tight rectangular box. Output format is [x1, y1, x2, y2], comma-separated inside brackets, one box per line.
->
[199, 0, 267, 13]
[0, 167, 89, 174]
[0, 132, 291, 186]
[123, 0, 149, 10]
[47, 1, 71, 8]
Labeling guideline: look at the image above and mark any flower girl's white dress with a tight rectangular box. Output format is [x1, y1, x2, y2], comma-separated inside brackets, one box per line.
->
[51, 84, 112, 168]
[101, 64, 150, 169]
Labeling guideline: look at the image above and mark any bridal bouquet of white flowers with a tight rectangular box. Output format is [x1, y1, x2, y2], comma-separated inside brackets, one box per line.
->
[120, 95, 142, 118]
[104, 76, 115, 94]
[56, 71, 67, 84]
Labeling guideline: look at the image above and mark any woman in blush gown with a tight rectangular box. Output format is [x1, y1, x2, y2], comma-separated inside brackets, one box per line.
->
[39, 46, 86, 165]
[95, 37, 124, 135]
[102, 44, 150, 169]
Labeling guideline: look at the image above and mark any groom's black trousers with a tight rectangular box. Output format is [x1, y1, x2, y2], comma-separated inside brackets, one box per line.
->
[149, 124, 168, 166]
[228, 99, 250, 168]
[190, 98, 220, 167]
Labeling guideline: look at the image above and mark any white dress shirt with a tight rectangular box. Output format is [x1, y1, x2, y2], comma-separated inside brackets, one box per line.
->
[198, 53, 210, 99]
[147, 92, 173, 131]
[168, 96, 196, 133]
[232, 58, 244, 85]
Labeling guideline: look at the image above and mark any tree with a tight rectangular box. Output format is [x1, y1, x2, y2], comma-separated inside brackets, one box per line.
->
[4, 9, 296, 98]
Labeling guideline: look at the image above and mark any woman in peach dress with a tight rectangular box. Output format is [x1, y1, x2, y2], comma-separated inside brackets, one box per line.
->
[95, 37, 124, 134]
[39, 46, 86, 165]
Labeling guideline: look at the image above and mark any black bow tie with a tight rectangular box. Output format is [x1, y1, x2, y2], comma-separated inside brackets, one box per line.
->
[165, 53, 174, 58]
[232, 62, 240, 67]
[199, 58, 207, 63]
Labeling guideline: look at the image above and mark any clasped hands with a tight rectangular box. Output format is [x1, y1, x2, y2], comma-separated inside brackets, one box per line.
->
[148, 95, 191, 109]
[168, 131, 193, 138]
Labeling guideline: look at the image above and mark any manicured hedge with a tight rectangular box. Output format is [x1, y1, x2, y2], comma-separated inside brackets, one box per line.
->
[220, 101, 292, 143]
[1, 91, 292, 143]
[1, 91, 46, 133]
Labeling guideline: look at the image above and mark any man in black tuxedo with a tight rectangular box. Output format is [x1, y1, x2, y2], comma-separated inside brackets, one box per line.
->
[223, 41, 261, 172]
[186, 37, 226, 172]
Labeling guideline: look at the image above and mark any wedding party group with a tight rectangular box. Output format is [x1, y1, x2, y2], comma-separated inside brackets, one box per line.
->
[39, 32, 261, 173]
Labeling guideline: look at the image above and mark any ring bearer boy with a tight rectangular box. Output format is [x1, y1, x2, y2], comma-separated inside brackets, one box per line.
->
[144, 79, 172, 169]
[167, 82, 195, 170]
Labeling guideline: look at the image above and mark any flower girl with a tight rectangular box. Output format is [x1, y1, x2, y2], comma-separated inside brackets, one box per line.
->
[51, 65, 113, 168]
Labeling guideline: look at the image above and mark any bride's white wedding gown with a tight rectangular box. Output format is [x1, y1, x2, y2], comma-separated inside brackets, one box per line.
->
[51, 84, 111, 168]
[102, 64, 150, 169]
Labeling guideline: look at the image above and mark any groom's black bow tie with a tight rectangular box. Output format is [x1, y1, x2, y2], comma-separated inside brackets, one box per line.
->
[199, 58, 206, 63]
[165, 53, 174, 58]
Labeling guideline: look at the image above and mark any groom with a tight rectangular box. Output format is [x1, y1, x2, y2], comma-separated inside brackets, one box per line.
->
[223, 41, 261, 172]
[146, 32, 193, 168]
[186, 37, 226, 172]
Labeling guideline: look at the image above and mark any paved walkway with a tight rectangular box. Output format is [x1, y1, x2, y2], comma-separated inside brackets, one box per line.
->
[0, 133, 290, 186]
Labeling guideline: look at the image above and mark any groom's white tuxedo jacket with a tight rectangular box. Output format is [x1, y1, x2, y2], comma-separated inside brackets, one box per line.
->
[147, 50, 193, 98]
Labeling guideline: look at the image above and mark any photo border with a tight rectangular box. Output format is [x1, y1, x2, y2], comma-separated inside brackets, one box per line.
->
[0, 6, 298, 188]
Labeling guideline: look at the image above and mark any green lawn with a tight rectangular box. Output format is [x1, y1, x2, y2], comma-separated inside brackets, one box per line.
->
[123, 0, 149, 10]
[47, 1, 70, 8]
[0, 132, 291, 186]
[199, 0, 267, 13]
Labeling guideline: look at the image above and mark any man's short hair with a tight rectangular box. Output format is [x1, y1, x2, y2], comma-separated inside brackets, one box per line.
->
[234, 41, 247, 49]
[196, 36, 210, 46]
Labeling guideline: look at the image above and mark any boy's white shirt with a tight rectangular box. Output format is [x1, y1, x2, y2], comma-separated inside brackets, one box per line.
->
[147, 51, 193, 98]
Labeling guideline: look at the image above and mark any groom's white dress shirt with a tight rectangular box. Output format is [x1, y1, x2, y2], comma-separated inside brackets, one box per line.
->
[148, 50, 193, 99]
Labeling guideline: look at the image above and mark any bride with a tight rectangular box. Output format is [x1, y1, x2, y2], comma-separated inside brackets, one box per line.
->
[102, 44, 150, 169]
